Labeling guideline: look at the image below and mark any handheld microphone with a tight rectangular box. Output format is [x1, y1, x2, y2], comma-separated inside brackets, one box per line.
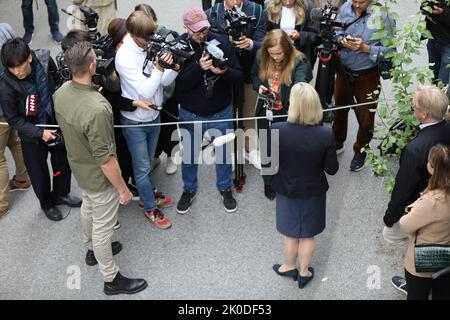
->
[213, 133, 235, 147]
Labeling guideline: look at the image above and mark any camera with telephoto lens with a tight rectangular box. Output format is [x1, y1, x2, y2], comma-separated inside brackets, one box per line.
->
[203, 39, 228, 70]
[144, 34, 194, 72]
[223, 5, 256, 42]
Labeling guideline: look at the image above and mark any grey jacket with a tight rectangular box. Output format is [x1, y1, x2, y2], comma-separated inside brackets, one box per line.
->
[0, 23, 15, 117]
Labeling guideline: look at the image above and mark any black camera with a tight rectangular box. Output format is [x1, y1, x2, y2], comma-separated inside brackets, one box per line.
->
[79, 5, 100, 41]
[204, 39, 228, 70]
[223, 5, 256, 42]
[145, 34, 194, 72]
[310, 4, 346, 50]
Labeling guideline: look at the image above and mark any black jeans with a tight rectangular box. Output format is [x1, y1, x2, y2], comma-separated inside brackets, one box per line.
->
[405, 269, 450, 300]
[155, 96, 179, 159]
[22, 0, 60, 34]
[21, 139, 71, 210]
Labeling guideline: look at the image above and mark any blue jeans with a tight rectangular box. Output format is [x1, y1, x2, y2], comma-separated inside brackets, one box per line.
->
[179, 106, 233, 193]
[427, 39, 450, 85]
[121, 115, 160, 211]
[22, 0, 60, 34]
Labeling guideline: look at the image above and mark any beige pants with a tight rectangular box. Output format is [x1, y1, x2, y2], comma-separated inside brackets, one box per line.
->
[0, 118, 29, 210]
[81, 186, 120, 282]
[242, 83, 258, 152]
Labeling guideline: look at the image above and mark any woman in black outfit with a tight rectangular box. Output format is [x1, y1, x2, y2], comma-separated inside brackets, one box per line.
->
[271, 82, 338, 289]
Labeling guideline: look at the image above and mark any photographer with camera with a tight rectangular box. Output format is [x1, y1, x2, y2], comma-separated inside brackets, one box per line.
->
[332, 0, 395, 172]
[115, 11, 178, 230]
[174, 7, 243, 214]
[205, 0, 267, 165]
[54, 40, 147, 296]
[202, 0, 265, 10]
[420, 0, 450, 85]
[0, 38, 81, 221]
[251, 29, 310, 200]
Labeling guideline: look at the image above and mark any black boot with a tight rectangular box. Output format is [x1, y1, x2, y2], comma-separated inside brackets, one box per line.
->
[264, 184, 276, 201]
[104, 272, 148, 295]
[86, 241, 123, 266]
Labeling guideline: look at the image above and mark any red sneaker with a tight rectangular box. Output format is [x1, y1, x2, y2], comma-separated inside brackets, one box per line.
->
[144, 208, 172, 229]
[138, 191, 174, 209]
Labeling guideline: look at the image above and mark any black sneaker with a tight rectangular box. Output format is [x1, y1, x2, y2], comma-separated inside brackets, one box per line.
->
[176, 191, 196, 214]
[264, 184, 276, 201]
[220, 189, 237, 213]
[113, 221, 121, 230]
[350, 153, 366, 172]
[391, 276, 407, 295]
[23, 32, 33, 44]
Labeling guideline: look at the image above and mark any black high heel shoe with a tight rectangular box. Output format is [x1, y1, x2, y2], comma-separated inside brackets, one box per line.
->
[298, 267, 314, 289]
[272, 264, 298, 281]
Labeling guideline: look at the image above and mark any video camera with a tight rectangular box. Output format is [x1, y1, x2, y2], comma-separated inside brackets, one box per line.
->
[223, 5, 256, 42]
[310, 4, 346, 50]
[79, 5, 100, 41]
[204, 39, 228, 70]
[144, 34, 194, 73]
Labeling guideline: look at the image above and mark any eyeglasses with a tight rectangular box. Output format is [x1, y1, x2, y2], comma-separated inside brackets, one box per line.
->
[188, 27, 209, 36]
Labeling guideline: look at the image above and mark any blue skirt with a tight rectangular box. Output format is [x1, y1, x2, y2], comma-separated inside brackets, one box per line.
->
[276, 193, 326, 238]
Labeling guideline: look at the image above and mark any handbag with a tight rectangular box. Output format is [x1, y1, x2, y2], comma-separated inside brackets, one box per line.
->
[414, 231, 450, 273]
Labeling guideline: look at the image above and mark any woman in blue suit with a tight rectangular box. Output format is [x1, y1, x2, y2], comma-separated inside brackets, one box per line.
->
[271, 82, 338, 288]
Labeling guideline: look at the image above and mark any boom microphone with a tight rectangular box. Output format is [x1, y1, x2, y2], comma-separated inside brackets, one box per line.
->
[213, 133, 236, 147]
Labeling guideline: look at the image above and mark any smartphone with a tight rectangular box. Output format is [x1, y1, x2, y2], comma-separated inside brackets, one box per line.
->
[346, 36, 357, 42]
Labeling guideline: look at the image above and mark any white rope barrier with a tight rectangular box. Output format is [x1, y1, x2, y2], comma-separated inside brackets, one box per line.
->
[0, 99, 389, 128]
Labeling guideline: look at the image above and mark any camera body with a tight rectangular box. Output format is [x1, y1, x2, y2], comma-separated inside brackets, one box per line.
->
[204, 39, 228, 70]
[223, 5, 256, 42]
[316, 4, 346, 50]
[145, 34, 194, 71]
[79, 5, 100, 41]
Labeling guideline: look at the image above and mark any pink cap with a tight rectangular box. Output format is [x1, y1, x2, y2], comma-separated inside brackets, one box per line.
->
[183, 7, 211, 32]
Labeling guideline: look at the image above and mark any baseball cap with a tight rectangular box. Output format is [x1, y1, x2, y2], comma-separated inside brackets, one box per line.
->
[183, 7, 211, 33]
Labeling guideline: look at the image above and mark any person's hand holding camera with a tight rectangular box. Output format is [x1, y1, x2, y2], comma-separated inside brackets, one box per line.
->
[200, 53, 213, 71]
[42, 129, 58, 142]
[258, 85, 269, 94]
[155, 52, 173, 71]
[432, 5, 444, 14]
[235, 35, 251, 49]
[210, 65, 227, 74]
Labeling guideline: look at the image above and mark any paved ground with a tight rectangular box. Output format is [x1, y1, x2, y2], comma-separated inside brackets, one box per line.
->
[0, 0, 426, 300]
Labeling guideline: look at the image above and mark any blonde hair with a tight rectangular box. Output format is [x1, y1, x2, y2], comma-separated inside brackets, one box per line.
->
[259, 29, 303, 86]
[288, 82, 323, 125]
[126, 10, 156, 39]
[266, 0, 306, 25]
[415, 85, 449, 121]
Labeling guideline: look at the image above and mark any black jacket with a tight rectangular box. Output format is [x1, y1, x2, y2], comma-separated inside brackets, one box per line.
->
[271, 122, 339, 198]
[423, 4, 450, 44]
[0, 50, 57, 143]
[384, 120, 450, 226]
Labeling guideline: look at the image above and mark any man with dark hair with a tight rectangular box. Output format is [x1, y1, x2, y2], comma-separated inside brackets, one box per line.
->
[0, 24, 31, 220]
[21, 0, 63, 44]
[0, 38, 81, 221]
[61, 29, 91, 52]
[54, 40, 147, 295]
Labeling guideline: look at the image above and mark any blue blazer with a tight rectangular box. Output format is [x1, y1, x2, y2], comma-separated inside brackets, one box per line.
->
[271, 122, 339, 198]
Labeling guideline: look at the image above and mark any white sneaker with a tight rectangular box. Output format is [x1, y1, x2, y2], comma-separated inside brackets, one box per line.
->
[165, 157, 177, 175]
[382, 223, 408, 244]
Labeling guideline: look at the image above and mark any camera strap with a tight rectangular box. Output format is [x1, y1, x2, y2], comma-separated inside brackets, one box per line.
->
[203, 73, 219, 99]
[343, 11, 368, 31]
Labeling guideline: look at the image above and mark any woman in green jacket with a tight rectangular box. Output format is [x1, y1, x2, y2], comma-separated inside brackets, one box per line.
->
[251, 28, 311, 200]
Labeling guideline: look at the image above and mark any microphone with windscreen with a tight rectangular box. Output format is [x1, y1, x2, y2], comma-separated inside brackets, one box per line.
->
[213, 133, 236, 147]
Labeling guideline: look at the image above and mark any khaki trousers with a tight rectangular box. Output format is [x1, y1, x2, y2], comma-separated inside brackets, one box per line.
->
[81, 186, 120, 282]
[0, 117, 29, 210]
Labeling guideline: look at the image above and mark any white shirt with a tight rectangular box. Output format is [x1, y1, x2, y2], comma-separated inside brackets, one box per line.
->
[419, 120, 442, 130]
[280, 6, 296, 36]
[115, 34, 178, 122]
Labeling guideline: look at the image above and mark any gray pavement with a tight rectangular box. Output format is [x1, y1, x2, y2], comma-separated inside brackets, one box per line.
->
[0, 0, 426, 300]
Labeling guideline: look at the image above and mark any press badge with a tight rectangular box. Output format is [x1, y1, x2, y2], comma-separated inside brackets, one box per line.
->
[266, 109, 273, 121]
[26, 94, 38, 117]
